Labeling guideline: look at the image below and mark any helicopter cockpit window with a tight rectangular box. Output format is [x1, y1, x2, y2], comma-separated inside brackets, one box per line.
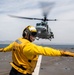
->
[36, 23, 41, 26]
[41, 22, 47, 27]
[42, 23, 45, 26]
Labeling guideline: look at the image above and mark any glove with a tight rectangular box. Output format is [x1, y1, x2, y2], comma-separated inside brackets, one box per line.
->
[0, 48, 4, 52]
[61, 50, 74, 57]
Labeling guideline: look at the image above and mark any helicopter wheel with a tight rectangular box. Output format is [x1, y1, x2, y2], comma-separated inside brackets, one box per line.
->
[48, 38, 51, 41]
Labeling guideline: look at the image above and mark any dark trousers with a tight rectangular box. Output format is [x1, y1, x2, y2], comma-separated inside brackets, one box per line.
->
[9, 67, 32, 75]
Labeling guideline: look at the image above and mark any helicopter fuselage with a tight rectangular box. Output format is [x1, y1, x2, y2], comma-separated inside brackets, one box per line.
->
[36, 22, 54, 40]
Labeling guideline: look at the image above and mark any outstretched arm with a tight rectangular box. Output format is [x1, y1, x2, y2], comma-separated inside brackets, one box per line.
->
[24, 43, 74, 57]
[0, 42, 14, 52]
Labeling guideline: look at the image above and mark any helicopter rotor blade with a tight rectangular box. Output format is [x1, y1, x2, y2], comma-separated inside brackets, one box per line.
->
[47, 19, 57, 21]
[40, 2, 55, 18]
[8, 15, 43, 20]
[8, 2, 57, 22]
[9, 15, 57, 21]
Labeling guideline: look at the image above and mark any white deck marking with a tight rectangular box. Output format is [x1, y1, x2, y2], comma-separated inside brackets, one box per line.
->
[32, 55, 42, 75]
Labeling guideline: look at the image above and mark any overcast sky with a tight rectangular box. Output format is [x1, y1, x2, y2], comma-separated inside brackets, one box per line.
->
[0, 0, 74, 45]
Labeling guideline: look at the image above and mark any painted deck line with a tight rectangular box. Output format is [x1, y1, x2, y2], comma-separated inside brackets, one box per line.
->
[32, 55, 42, 75]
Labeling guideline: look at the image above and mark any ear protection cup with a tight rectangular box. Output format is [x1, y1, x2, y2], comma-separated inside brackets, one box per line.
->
[22, 27, 30, 38]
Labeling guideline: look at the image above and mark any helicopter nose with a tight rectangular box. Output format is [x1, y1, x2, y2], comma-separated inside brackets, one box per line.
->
[43, 28, 46, 30]
[38, 31, 41, 33]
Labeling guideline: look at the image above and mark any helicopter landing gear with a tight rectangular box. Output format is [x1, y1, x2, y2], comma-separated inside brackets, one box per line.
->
[48, 32, 54, 41]
[49, 38, 51, 41]
[50, 32, 54, 38]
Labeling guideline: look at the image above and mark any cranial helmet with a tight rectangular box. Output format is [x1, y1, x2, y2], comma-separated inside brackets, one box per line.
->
[22, 25, 37, 41]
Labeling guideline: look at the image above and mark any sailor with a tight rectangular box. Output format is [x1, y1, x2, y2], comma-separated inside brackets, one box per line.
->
[0, 25, 74, 75]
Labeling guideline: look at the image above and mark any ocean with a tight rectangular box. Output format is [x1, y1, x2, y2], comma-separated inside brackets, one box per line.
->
[0, 44, 74, 49]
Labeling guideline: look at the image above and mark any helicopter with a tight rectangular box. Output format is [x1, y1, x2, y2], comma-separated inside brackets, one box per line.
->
[9, 2, 57, 41]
